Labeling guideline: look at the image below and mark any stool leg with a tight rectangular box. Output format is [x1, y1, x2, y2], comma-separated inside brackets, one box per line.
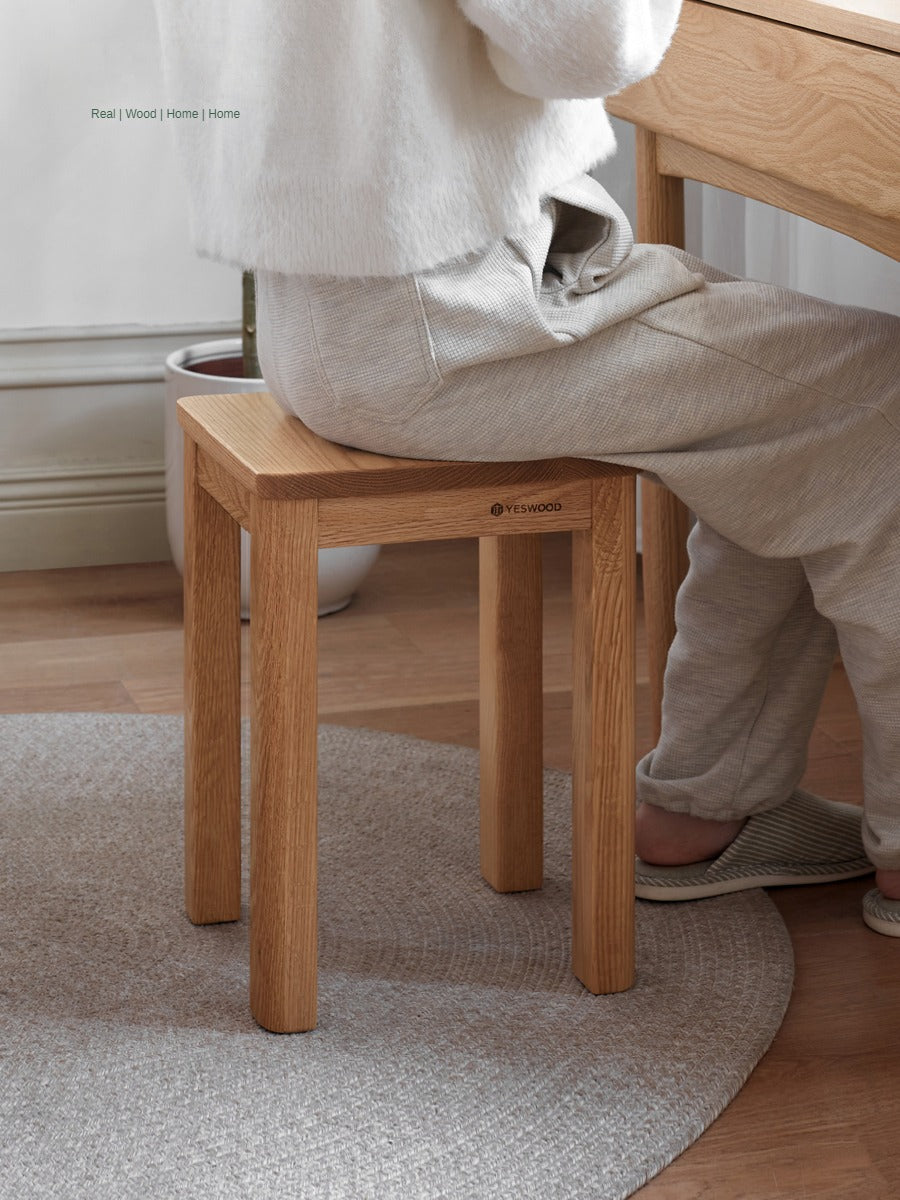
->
[183, 436, 242, 925]
[571, 477, 636, 994]
[479, 534, 543, 892]
[249, 498, 319, 1033]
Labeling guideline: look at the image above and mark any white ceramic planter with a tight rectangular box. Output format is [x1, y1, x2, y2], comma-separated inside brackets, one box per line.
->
[165, 339, 380, 617]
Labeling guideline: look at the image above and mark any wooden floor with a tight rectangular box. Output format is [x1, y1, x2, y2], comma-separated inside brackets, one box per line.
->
[2, 535, 898, 1197]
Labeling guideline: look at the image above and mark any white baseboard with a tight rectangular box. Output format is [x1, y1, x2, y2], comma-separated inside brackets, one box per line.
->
[0, 322, 238, 571]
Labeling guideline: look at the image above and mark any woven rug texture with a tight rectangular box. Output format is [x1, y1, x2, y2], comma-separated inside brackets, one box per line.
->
[0, 714, 794, 1199]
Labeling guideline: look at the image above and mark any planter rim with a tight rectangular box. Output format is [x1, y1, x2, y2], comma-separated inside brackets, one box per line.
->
[165, 338, 262, 381]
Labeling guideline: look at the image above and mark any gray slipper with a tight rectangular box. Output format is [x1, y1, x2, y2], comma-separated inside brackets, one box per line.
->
[635, 788, 873, 901]
[862, 889, 900, 937]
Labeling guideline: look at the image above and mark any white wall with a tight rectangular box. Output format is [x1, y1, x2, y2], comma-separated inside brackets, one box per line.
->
[1, 1, 237, 328]
[0, 2, 241, 568]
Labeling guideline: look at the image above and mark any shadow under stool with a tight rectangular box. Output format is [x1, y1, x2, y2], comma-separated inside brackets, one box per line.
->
[178, 390, 638, 1032]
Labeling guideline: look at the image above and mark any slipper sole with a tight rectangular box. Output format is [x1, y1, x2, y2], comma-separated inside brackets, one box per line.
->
[862, 889, 900, 937]
[636, 860, 874, 901]
[862, 910, 900, 937]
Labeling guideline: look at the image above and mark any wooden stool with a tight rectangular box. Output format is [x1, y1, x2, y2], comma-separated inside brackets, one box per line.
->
[178, 391, 638, 1032]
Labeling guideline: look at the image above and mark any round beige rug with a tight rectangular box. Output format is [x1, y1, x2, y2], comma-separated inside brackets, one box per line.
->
[0, 714, 793, 1199]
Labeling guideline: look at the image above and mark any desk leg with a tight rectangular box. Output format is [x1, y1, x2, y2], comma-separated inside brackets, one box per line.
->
[635, 128, 692, 739]
[641, 482, 691, 740]
[479, 534, 543, 892]
[183, 437, 242, 925]
[249, 498, 319, 1033]
[571, 477, 636, 994]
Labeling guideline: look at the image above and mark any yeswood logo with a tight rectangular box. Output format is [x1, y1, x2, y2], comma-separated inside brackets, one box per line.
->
[491, 501, 563, 516]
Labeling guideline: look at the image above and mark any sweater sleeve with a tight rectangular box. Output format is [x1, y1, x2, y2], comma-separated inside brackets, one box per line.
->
[456, 0, 682, 100]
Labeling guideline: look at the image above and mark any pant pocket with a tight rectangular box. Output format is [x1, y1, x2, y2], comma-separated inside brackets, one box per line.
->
[304, 273, 443, 420]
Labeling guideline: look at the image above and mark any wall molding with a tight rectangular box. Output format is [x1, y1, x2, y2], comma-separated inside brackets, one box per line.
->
[0, 321, 240, 384]
[0, 322, 239, 571]
[2, 363, 170, 390]
[0, 462, 164, 510]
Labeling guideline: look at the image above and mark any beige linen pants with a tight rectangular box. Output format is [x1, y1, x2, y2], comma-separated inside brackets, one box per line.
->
[256, 174, 900, 869]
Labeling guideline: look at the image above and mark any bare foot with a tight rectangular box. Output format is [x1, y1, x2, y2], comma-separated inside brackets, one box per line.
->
[876, 868, 900, 901]
[635, 802, 745, 866]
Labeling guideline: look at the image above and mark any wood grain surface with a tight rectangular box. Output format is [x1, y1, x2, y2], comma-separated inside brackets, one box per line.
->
[609, 0, 900, 259]
[709, 0, 900, 52]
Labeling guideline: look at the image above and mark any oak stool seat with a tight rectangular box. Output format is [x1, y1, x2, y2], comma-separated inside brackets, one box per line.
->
[178, 390, 637, 1032]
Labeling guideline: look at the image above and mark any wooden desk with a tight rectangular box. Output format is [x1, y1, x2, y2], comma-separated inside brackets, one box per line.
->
[607, 0, 900, 732]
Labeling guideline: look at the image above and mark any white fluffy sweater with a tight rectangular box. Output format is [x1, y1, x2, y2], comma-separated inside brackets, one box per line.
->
[152, 0, 682, 276]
